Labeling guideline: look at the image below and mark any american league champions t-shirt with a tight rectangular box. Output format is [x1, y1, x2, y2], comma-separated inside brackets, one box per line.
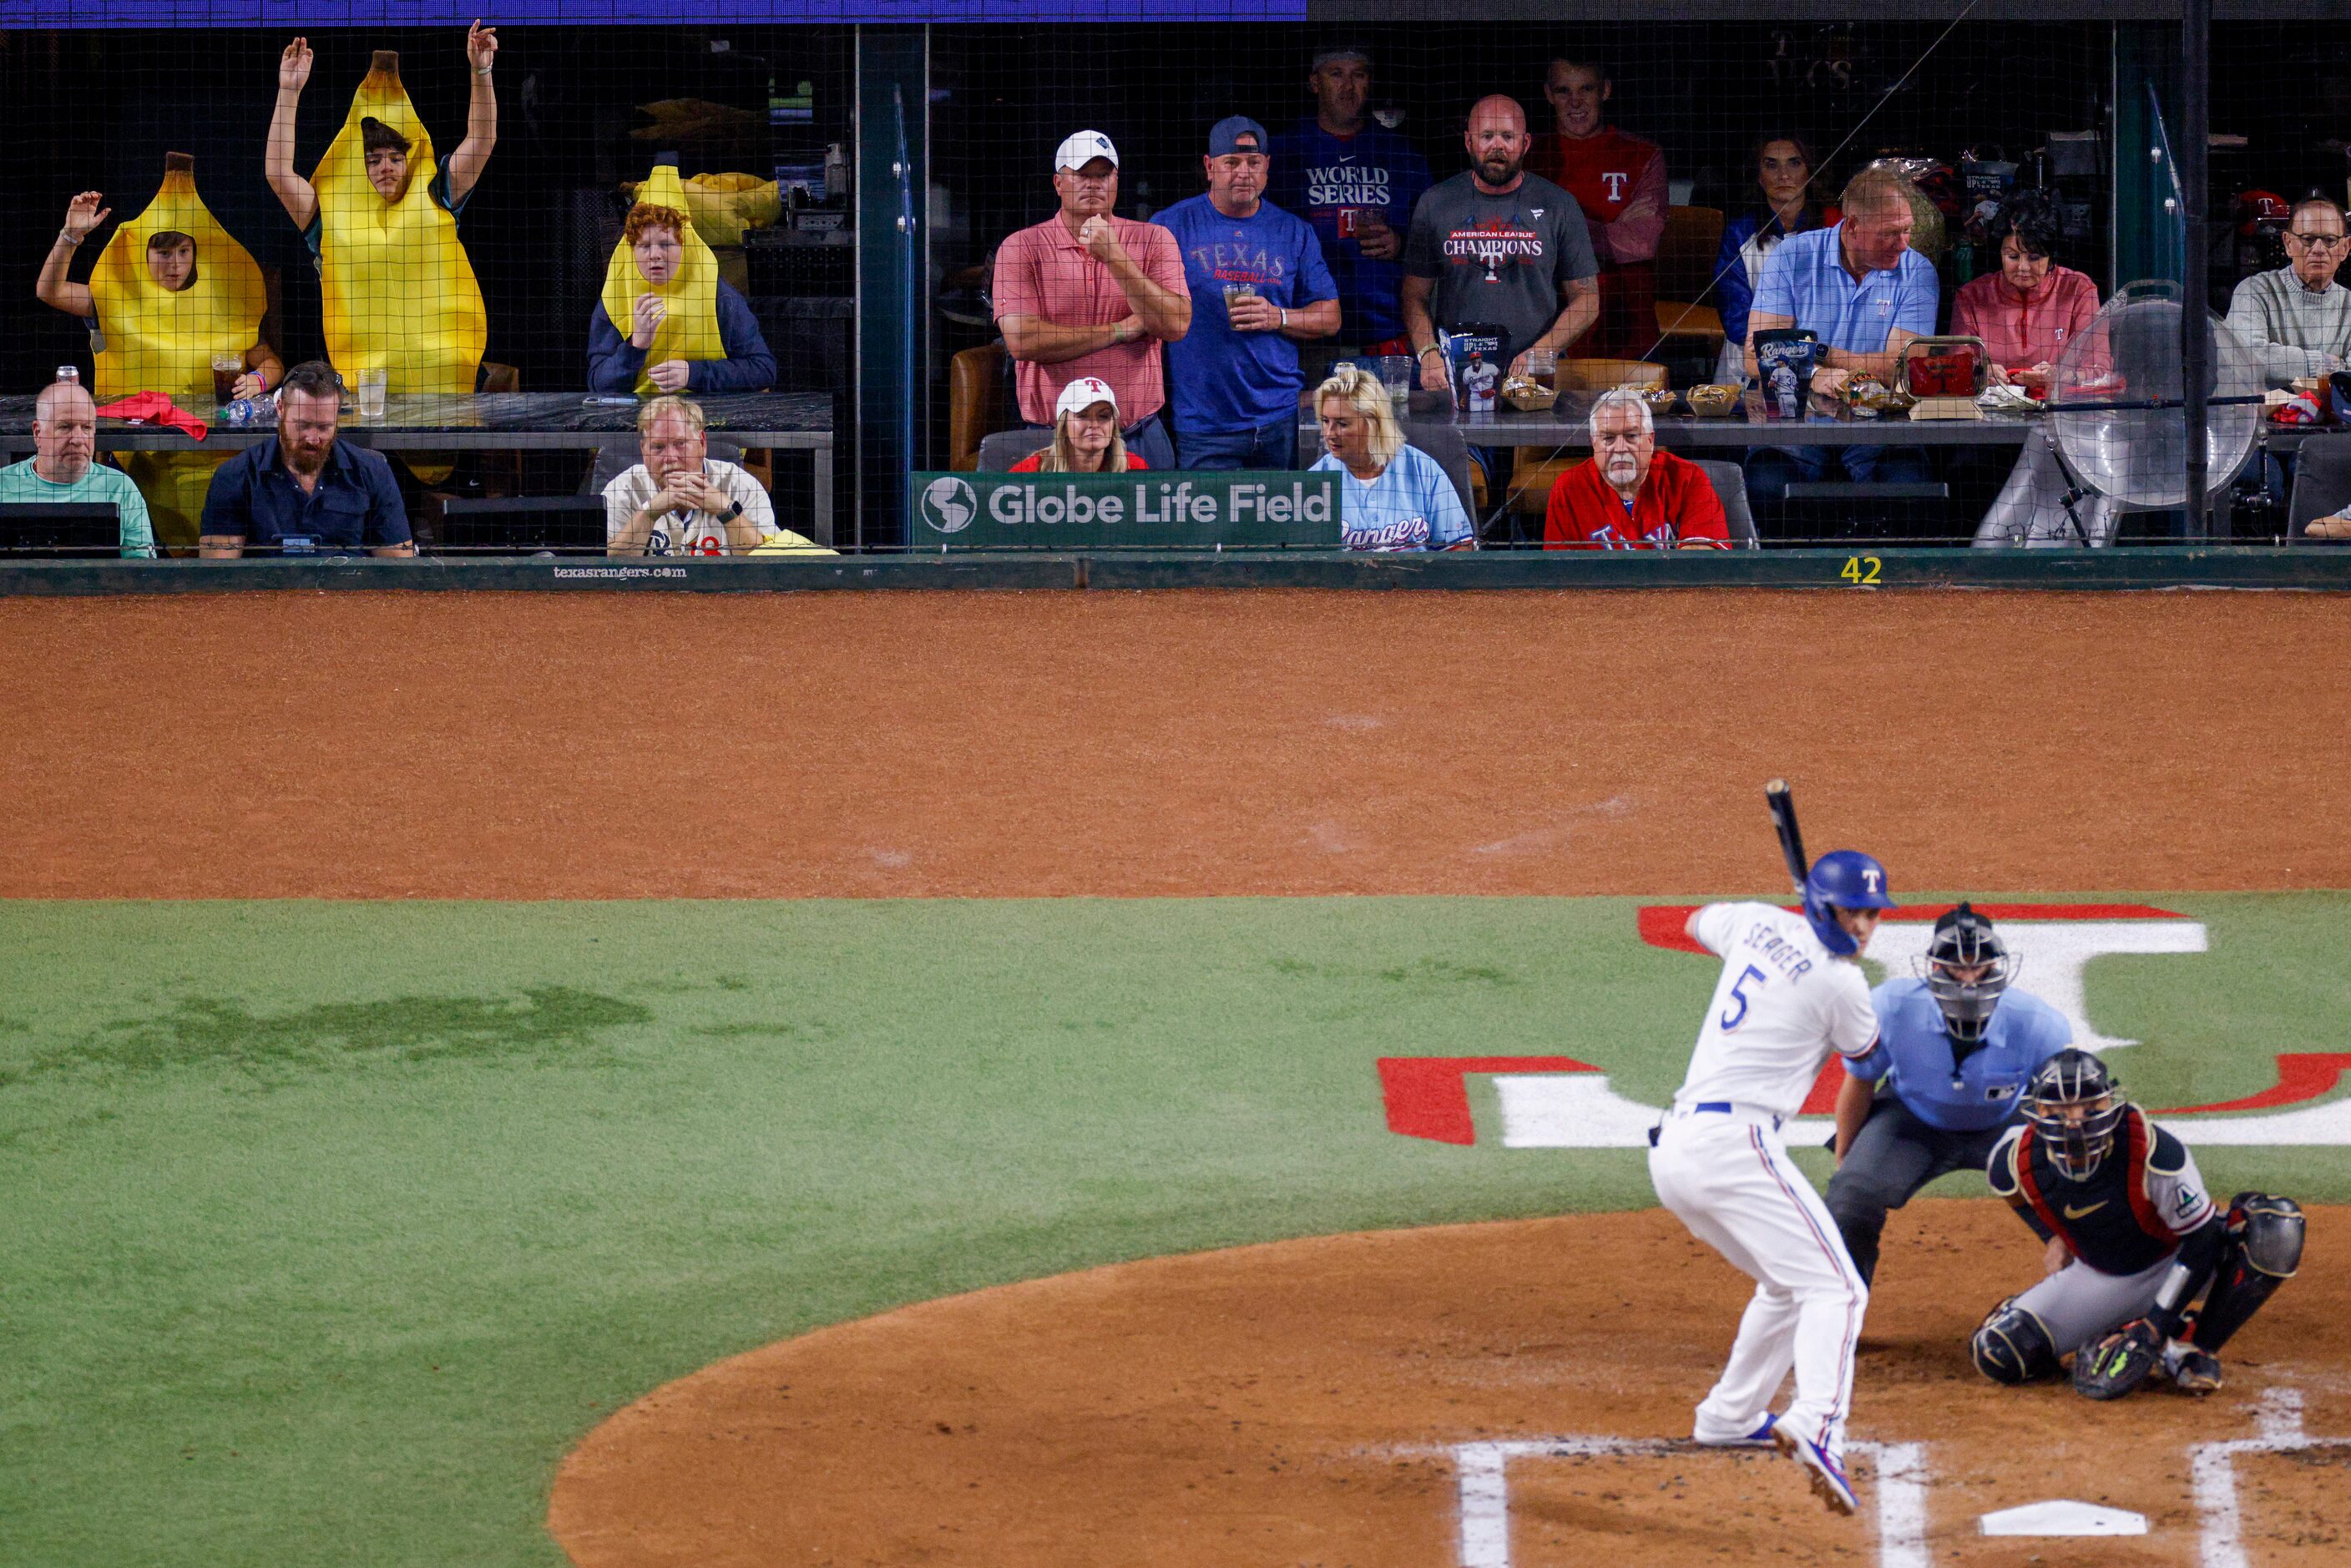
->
[1402, 171, 1599, 373]
[1267, 120, 1434, 345]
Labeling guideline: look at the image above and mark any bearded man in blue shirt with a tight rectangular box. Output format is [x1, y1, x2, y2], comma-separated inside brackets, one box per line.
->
[1826, 903, 2074, 1287]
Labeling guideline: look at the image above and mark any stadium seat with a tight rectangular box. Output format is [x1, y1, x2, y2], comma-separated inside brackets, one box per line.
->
[1651, 205, 1728, 346]
[952, 342, 1010, 471]
[2287, 432, 2351, 539]
[1691, 458, 1760, 549]
[977, 429, 1047, 472]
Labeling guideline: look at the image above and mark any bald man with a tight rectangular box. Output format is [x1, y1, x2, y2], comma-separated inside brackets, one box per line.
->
[0, 381, 155, 557]
[1402, 94, 1598, 393]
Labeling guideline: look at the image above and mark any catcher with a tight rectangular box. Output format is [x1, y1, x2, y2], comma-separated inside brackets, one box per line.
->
[1970, 1050, 2303, 1399]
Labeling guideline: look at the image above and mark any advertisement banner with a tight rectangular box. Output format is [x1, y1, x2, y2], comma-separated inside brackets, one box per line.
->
[909, 470, 1340, 549]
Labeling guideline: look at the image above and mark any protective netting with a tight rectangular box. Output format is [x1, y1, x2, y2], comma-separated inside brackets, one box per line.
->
[3, 19, 2347, 553]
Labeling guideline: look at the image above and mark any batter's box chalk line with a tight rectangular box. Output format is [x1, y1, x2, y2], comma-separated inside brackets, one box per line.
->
[1438, 1387, 2337, 1568]
[1445, 1434, 1929, 1568]
[2191, 1387, 2348, 1568]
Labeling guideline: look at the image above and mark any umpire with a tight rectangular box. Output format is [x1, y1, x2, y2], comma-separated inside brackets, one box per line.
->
[1827, 903, 2073, 1286]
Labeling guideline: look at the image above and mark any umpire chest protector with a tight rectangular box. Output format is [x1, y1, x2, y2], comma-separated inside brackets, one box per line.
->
[2003, 1110, 2185, 1276]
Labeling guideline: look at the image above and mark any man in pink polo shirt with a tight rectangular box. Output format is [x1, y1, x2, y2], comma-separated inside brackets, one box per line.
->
[993, 129, 1192, 470]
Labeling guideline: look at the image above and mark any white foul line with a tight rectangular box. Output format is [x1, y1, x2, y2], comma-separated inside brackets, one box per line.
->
[1451, 1436, 1929, 1568]
[2192, 1387, 2347, 1568]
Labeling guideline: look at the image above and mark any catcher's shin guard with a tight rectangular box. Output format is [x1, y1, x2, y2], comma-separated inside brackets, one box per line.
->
[2192, 1193, 2305, 1353]
[1971, 1298, 2061, 1384]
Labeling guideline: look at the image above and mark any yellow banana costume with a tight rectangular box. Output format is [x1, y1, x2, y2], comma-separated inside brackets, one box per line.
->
[676, 171, 781, 249]
[313, 51, 486, 395]
[601, 164, 727, 398]
[89, 153, 270, 553]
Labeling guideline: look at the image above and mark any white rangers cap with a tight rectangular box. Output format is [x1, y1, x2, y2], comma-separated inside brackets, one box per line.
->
[1054, 377, 1120, 420]
[1054, 130, 1120, 172]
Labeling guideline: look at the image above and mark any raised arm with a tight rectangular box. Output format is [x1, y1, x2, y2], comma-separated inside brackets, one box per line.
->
[266, 38, 320, 231]
[35, 192, 108, 319]
[444, 21, 499, 205]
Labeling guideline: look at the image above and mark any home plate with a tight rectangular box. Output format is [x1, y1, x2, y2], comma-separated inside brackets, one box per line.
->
[1979, 1500, 2150, 1535]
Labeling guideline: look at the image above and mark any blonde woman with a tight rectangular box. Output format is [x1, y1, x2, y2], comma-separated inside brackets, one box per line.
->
[1308, 364, 1474, 549]
[1011, 377, 1151, 473]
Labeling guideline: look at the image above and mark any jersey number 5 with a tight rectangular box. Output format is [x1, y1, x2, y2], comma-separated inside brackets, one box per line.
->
[1719, 965, 1768, 1031]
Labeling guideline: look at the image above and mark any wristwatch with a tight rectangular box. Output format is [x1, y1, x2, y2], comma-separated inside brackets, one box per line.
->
[723, 500, 745, 522]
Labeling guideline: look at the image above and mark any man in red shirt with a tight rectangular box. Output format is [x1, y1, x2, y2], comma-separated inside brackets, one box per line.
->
[992, 129, 1193, 470]
[1527, 58, 1667, 362]
[1546, 387, 1727, 549]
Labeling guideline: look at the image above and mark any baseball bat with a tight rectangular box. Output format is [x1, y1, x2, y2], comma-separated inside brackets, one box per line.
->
[1765, 778, 1808, 894]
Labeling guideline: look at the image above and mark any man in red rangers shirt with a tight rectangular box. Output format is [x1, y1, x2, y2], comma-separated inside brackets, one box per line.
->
[1528, 57, 1667, 362]
[1546, 387, 1727, 549]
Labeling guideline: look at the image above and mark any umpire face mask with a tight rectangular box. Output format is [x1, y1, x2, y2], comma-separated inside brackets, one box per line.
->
[1920, 905, 2013, 1044]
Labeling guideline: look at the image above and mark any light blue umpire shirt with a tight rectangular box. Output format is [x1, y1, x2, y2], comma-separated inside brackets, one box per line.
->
[1844, 978, 2074, 1132]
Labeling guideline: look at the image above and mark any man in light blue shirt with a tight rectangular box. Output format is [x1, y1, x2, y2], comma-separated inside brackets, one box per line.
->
[1825, 903, 2073, 1287]
[0, 381, 155, 558]
[1161, 116, 1342, 469]
[1743, 164, 1939, 521]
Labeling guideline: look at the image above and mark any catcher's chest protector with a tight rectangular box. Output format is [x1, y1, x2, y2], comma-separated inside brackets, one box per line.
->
[2016, 1113, 2177, 1277]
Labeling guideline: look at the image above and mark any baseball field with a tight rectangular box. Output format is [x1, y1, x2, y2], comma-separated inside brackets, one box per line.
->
[4, 589, 2349, 1567]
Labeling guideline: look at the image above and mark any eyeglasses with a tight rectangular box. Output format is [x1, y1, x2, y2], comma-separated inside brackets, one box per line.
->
[2286, 232, 2349, 249]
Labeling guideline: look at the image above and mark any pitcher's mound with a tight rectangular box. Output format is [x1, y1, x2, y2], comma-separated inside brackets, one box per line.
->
[551, 1201, 2346, 1566]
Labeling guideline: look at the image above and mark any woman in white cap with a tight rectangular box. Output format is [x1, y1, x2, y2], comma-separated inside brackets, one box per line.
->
[1310, 364, 1472, 549]
[1010, 377, 1152, 473]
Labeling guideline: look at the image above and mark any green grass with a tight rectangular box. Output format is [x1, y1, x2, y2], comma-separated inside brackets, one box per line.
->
[0, 894, 2343, 1565]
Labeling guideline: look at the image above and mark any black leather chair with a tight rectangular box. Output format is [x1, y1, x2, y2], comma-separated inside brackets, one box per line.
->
[2286, 432, 2351, 539]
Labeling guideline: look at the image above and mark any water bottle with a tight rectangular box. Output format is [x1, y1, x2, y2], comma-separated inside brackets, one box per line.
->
[221, 394, 276, 427]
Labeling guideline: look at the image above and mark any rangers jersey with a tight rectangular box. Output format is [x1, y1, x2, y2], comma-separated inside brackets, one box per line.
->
[1676, 902, 1880, 1118]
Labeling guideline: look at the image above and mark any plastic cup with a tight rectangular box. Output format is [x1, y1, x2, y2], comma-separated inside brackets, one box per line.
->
[1524, 348, 1558, 392]
[356, 367, 388, 419]
[212, 353, 244, 402]
[1377, 355, 1413, 407]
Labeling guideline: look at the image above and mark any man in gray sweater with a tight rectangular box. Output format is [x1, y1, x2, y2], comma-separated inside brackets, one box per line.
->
[2224, 197, 2351, 386]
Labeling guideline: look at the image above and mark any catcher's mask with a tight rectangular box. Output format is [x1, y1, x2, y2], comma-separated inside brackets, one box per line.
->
[1916, 900, 2014, 1044]
[2024, 1049, 2126, 1181]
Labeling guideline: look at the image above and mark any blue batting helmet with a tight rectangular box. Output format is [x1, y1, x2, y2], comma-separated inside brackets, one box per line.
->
[1802, 849, 1896, 954]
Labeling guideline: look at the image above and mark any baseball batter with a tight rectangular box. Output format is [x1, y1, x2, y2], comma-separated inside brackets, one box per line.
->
[1648, 849, 1893, 1516]
[1972, 1050, 2305, 1399]
[1827, 903, 2073, 1287]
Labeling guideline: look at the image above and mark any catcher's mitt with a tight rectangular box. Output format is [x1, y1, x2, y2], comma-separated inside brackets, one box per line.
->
[2073, 1319, 2162, 1400]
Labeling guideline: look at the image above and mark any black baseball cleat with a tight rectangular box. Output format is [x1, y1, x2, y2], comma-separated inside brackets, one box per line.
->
[2171, 1348, 2223, 1394]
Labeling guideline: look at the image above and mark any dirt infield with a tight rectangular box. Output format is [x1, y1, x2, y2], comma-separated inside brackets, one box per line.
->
[4, 589, 2349, 899]
[550, 1202, 2351, 1567]
[12, 586, 2344, 1564]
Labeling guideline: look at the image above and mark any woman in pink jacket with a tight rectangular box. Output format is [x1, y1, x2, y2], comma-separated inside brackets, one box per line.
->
[1951, 192, 2100, 390]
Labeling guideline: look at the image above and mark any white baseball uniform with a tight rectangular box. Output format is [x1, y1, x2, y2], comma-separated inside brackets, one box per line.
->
[1646, 902, 1880, 1462]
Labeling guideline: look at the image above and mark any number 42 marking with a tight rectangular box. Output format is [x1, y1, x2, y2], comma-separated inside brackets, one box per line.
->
[1841, 554, 1883, 585]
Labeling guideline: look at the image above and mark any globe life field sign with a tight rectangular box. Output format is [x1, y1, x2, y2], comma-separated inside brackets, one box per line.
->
[911, 472, 1340, 549]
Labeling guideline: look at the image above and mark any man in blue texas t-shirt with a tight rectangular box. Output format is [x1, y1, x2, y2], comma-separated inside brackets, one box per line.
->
[1267, 45, 1433, 355]
[1160, 116, 1341, 470]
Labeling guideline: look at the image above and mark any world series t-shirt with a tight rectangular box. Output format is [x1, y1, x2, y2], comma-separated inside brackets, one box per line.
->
[1157, 195, 1337, 438]
[1402, 172, 1599, 372]
[1267, 119, 1435, 345]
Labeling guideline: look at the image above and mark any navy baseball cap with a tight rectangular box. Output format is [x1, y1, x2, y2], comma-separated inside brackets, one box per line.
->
[1207, 116, 1268, 156]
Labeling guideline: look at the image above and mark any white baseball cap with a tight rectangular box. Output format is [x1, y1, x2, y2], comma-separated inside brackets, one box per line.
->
[1054, 130, 1120, 173]
[1054, 377, 1119, 420]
